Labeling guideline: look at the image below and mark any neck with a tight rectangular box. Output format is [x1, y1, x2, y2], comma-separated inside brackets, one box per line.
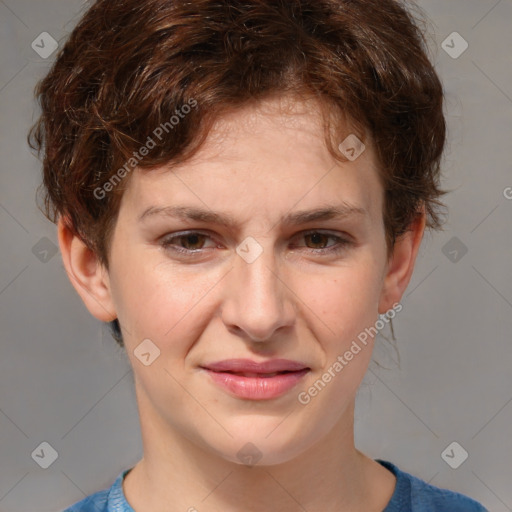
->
[123, 386, 393, 512]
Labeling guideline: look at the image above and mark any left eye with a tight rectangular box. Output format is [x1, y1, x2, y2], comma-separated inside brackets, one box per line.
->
[160, 230, 351, 255]
[299, 231, 343, 250]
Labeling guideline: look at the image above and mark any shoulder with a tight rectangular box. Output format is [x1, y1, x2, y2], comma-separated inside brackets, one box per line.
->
[62, 490, 109, 512]
[62, 468, 133, 512]
[377, 459, 488, 512]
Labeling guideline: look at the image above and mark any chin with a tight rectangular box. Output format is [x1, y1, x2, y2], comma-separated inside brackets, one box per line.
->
[203, 421, 315, 467]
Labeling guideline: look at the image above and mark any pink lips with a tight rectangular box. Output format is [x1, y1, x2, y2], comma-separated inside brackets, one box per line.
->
[200, 358, 310, 400]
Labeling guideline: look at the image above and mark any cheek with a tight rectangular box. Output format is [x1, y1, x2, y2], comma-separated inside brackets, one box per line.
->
[297, 264, 383, 405]
[297, 260, 383, 343]
[111, 255, 222, 347]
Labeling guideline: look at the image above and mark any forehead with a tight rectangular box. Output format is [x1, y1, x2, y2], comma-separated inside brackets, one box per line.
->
[119, 96, 383, 227]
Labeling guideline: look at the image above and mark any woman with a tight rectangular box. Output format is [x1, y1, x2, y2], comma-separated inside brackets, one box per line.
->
[29, 0, 488, 510]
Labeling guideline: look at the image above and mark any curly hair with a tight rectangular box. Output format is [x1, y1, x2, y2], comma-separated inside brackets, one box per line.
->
[28, 0, 448, 347]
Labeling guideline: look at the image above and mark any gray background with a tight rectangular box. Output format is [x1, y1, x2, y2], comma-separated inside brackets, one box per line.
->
[0, 0, 511, 510]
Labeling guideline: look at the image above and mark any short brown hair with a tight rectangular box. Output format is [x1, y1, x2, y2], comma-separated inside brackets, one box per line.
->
[29, 0, 448, 346]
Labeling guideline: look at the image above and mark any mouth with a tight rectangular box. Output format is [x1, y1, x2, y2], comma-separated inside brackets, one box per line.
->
[200, 358, 309, 374]
[199, 360, 310, 400]
[206, 370, 306, 378]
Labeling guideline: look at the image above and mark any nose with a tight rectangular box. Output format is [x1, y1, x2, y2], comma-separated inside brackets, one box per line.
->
[220, 240, 296, 342]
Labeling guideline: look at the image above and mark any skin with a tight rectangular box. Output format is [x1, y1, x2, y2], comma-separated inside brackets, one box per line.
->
[58, 95, 426, 512]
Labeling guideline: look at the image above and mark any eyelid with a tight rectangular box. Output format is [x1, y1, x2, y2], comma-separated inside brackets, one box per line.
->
[292, 230, 353, 251]
[159, 230, 218, 249]
[300, 229, 353, 242]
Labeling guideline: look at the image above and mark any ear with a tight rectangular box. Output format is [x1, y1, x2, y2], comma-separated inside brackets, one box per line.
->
[57, 216, 117, 322]
[378, 206, 426, 314]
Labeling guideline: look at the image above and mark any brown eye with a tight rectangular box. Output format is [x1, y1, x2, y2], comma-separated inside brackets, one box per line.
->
[294, 230, 353, 256]
[176, 233, 207, 250]
[304, 232, 331, 249]
[160, 231, 215, 254]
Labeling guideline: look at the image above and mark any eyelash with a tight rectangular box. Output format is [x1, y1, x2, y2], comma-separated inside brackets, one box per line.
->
[159, 230, 353, 257]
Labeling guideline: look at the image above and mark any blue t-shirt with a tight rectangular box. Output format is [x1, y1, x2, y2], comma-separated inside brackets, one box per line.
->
[63, 459, 488, 511]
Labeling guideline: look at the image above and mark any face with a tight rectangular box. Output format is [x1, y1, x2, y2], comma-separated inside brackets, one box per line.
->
[92, 96, 404, 465]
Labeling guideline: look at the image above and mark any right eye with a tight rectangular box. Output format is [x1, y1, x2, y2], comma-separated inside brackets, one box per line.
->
[160, 231, 218, 255]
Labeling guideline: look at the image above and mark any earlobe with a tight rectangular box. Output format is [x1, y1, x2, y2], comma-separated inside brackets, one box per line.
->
[378, 208, 426, 315]
[57, 216, 117, 323]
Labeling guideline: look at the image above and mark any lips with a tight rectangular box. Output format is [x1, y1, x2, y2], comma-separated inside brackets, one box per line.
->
[201, 358, 309, 375]
[221, 371, 288, 378]
[200, 359, 310, 400]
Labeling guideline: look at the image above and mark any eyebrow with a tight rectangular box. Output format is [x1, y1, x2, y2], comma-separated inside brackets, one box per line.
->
[138, 202, 367, 228]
